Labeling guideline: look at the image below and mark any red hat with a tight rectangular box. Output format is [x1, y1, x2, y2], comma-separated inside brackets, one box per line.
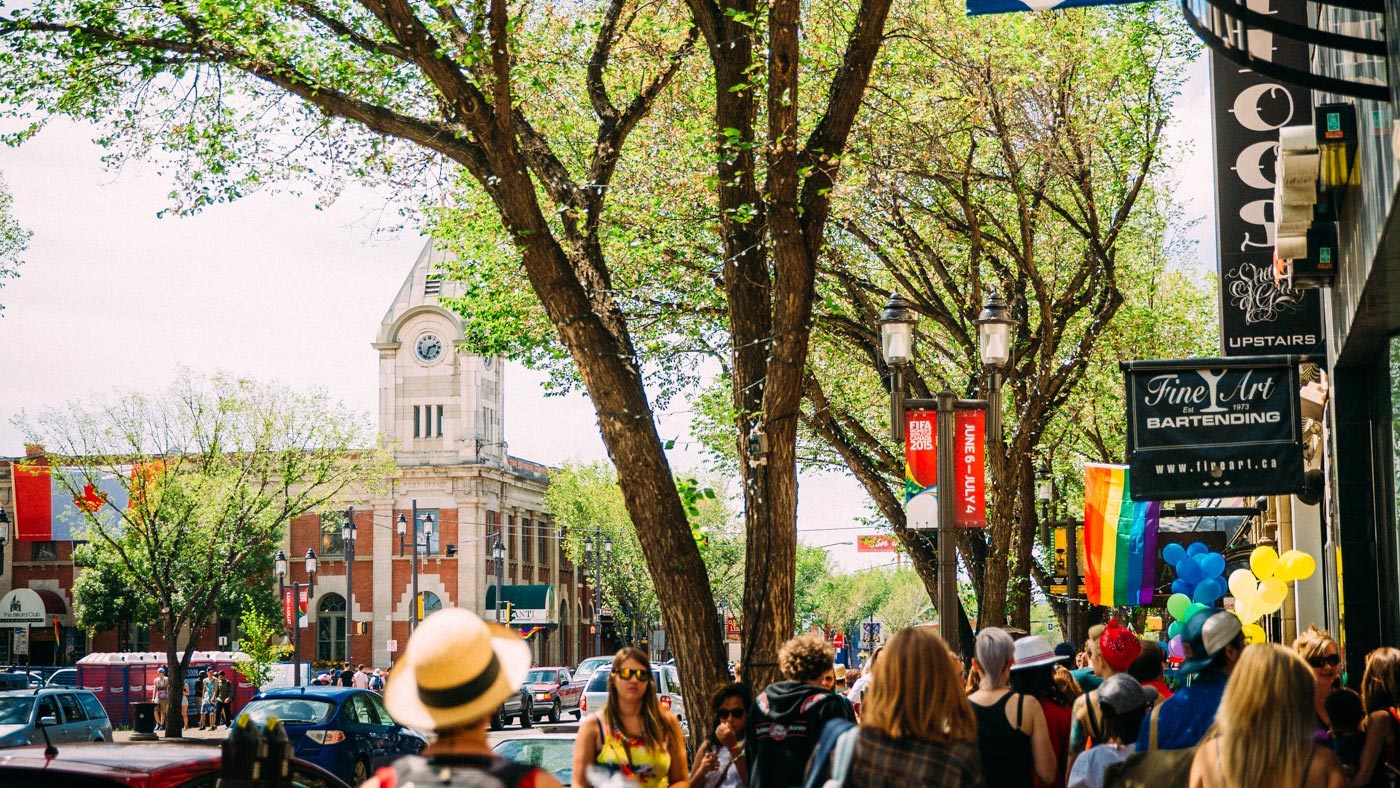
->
[1099, 620, 1142, 673]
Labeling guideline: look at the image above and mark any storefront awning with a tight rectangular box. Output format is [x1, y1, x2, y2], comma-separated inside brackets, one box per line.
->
[0, 588, 68, 626]
[485, 584, 556, 627]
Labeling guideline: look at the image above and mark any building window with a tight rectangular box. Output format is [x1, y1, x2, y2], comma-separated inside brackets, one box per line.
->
[317, 593, 347, 662]
[319, 514, 344, 556]
[31, 541, 57, 561]
[413, 406, 421, 438]
[135, 624, 151, 652]
[539, 520, 550, 564]
[437, 405, 445, 437]
[420, 591, 442, 620]
[523, 519, 533, 563]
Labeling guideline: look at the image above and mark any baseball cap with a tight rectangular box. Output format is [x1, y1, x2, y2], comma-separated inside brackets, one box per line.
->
[1179, 608, 1243, 675]
[1099, 620, 1142, 673]
[1098, 673, 1158, 714]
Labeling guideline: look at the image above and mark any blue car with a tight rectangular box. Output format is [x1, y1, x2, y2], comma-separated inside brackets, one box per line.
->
[238, 686, 427, 785]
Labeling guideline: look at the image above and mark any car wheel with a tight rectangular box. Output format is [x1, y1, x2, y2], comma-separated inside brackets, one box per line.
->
[353, 759, 370, 785]
[573, 708, 583, 720]
[519, 707, 533, 729]
[490, 708, 505, 731]
[548, 699, 560, 724]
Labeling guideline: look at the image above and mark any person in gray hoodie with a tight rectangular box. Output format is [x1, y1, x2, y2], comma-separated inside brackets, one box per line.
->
[746, 633, 855, 788]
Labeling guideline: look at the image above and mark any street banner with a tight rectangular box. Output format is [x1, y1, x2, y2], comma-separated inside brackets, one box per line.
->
[905, 407, 986, 529]
[283, 587, 310, 630]
[1209, 5, 1324, 358]
[966, 0, 1150, 16]
[1083, 464, 1160, 606]
[1123, 357, 1304, 500]
[856, 535, 901, 552]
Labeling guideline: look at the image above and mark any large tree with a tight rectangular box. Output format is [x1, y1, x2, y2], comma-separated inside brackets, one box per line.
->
[1, 0, 896, 715]
[20, 371, 392, 737]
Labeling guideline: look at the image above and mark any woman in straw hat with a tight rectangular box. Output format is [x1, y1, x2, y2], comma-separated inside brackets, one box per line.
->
[357, 608, 565, 788]
[571, 648, 689, 788]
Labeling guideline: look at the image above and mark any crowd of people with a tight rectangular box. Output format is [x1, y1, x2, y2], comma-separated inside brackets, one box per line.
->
[346, 606, 1398, 788]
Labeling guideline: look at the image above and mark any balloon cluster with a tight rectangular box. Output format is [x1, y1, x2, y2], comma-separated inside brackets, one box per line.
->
[1162, 542, 1227, 660]
[1227, 546, 1316, 644]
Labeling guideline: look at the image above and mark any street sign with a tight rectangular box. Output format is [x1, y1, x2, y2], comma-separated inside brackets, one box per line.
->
[1049, 525, 1085, 597]
[387, 639, 398, 653]
[833, 632, 845, 650]
[13, 628, 28, 655]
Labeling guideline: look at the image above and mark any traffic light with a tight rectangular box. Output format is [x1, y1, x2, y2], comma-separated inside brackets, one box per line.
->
[354, 621, 369, 635]
[504, 602, 513, 623]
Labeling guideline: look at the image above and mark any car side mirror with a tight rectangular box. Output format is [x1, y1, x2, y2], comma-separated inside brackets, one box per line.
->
[38, 715, 57, 726]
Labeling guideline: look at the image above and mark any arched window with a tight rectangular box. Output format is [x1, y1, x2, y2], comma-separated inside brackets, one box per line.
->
[420, 591, 442, 619]
[317, 593, 346, 662]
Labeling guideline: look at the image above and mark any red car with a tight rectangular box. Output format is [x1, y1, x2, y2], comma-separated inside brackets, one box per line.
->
[525, 667, 583, 723]
[0, 742, 351, 788]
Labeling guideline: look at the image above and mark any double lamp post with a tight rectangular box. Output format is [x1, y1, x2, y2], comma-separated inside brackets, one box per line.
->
[397, 503, 436, 634]
[584, 531, 612, 655]
[275, 548, 318, 687]
[878, 290, 1014, 657]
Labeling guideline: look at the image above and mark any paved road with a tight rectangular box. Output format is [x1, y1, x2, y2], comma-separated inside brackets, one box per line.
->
[112, 721, 577, 746]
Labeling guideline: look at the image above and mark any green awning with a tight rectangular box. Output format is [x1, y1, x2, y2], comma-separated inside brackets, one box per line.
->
[485, 584, 556, 626]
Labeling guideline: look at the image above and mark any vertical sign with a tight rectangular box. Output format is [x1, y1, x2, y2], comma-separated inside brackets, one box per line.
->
[12, 628, 28, 656]
[904, 407, 986, 529]
[1211, 1, 1325, 358]
[283, 588, 294, 630]
[283, 587, 310, 629]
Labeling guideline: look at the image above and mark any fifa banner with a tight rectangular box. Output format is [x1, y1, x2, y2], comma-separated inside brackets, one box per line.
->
[1122, 357, 1304, 501]
[905, 407, 986, 529]
[967, 0, 1150, 17]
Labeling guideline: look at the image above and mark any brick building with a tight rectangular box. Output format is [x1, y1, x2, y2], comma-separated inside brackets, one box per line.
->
[0, 241, 604, 669]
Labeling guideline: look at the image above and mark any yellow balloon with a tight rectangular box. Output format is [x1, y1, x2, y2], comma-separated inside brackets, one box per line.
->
[1255, 592, 1284, 617]
[1282, 551, 1317, 582]
[1251, 546, 1280, 580]
[1229, 568, 1257, 600]
[1234, 598, 1260, 624]
[1242, 623, 1267, 645]
[1259, 577, 1288, 606]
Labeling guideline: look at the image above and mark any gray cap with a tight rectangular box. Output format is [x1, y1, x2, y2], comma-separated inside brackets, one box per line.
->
[1098, 673, 1158, 714]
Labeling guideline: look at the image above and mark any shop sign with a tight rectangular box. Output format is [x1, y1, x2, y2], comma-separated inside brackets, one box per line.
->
[1123, 357, 1304, 500]
[905, 407, 986, 529]
[856, 535, 900, 552]
[1210, 7, 1324, 359]
[510, 608, 551, 624]
[0, 589, 45, 626]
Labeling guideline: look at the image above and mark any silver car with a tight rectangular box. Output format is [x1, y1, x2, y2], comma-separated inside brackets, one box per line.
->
[579, 665, 687, 731]
[0, 689, 113, 747]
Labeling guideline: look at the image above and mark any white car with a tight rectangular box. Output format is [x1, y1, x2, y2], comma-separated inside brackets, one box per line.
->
[572, 656, 612, 687]
[579, 665, 687, 731]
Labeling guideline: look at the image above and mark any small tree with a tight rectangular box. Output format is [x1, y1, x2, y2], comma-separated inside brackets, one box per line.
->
[233, 609, 292, 691]
[21, 370, 393, 737]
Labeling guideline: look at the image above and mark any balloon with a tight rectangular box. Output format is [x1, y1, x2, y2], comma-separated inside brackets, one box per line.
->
[1193, 579, 1221, 605]
[1259, 577, 1288, 606]
[1168, 635, 1185, 660]
[1163, 543, 1187, 566]
[1201, 552, 1226, 579]
[1168, 621, 1183, 638]
[1256, 593, 1284, 617]
[1172, 579, 1192, 595]
[1233, 598, 1261, 624]
[1177, 558, 1202, 584]
[1167, 593, 1192, 619]
[1229, 569, 1257, 600]
[1185, 602, 1210, 621]
[1280, 551, 1317, 582]
[1241, 623, 1267, 645]
[1251, 546, 1280, 580]
[1187, 541, 1210, 557]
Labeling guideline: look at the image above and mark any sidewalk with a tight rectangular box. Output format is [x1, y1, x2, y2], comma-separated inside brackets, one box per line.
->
[113, 725, 225, 745]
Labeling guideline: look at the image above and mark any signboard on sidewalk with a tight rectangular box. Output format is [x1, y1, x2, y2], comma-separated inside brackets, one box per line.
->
[905, 407, 986, 529]
[1123, 357, 1304, 500]
[12, 628, 27, 656]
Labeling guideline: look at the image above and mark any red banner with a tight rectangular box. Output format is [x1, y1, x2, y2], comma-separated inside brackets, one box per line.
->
[283, 586, 309, 630]
[904, 407, 986, 529]
[856, 535, 901, 552]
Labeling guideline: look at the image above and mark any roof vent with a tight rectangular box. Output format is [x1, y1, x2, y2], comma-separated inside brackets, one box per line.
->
[424, 275, 443, 297]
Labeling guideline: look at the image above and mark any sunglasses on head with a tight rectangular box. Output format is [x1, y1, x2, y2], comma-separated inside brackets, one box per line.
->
[615, 667, 651, 681]
[1308, 654, 1341, 668]
[717, 707, 746, 719]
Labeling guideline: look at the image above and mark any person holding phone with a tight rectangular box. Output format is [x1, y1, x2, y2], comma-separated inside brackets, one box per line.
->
[691, 684, 753, 788]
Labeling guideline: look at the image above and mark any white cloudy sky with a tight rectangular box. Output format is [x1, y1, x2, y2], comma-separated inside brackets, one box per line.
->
[0, 53, 1212, 574]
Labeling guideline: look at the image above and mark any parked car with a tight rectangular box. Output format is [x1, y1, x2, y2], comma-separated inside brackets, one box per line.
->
[0, 688, 113, 748]
[0, 742, 351, 788]
[580, 665, 686, 730]
[492, 681, 535, 731]
[526, 667, 582, 723]
[238, 686, 426, 785]
[45, 668, 78, 689]
[493, 733, 578, 783]
[572, 656, 612, 687]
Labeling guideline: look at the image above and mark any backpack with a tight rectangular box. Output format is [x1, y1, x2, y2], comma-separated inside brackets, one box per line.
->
[370, 673, 385, 691]
[375, 753, 538, 788]
[1102, 703, 1194, 788]
[801, 719, 856, 788]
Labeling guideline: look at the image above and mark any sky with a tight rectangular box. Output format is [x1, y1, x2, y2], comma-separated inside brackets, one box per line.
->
[0, 50, 1213, 576]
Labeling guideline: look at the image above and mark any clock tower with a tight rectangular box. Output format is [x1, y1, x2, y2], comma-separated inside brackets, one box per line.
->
[372, 240, 504, 466]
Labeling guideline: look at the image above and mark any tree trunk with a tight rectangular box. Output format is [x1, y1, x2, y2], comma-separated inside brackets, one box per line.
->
[164, 638, 185, 738]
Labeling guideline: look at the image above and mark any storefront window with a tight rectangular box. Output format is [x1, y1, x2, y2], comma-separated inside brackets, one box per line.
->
[317, 593, 346, 662]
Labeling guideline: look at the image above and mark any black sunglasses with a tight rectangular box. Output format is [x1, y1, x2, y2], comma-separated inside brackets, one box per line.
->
[717, 708, 746, 719]
[1308, 654, 1341, 668]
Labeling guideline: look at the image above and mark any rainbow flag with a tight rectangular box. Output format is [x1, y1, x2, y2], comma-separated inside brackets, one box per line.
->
[1083, 464, 1161, 606]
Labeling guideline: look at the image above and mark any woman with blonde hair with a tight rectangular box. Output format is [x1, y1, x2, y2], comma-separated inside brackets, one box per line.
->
[1294, 625, 1344, 731]
[1189, 643, 1346, 788]
[572, 648, 689, 788]
[1352, 647, 1400, 787]
[816, 626, 980, 787]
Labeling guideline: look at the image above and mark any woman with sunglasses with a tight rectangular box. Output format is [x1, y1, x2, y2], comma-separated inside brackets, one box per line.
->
[573, 648, 689, 788]
[691, 684, 753, 788]
[1295, 626, 1344, 735]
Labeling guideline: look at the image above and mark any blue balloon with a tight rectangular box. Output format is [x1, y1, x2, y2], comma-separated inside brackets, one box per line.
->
[1171, 579, 1191, 595]
[1186, 541, 1210, 557]
[1201, 552, 1226, 578]
[1177, 558, 1202, 584]
[1192, 579, 1220, 604]
[1163, 543, 1187, 566]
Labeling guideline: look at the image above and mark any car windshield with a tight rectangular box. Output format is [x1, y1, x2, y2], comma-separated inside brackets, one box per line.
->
[494, 739, 575, 782]
[525, 670, 558, 683]
[0, 696, 33, 724]
[239, 697, 336, 726]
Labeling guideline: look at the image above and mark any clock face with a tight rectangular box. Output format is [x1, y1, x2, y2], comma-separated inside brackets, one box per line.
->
[415, 333, 444, 363]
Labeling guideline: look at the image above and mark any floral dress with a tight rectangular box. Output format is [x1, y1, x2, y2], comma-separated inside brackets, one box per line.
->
[595, 719, 673, 788]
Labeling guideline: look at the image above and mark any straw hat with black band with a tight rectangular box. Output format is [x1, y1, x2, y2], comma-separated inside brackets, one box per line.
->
[384, 608, 533, 731]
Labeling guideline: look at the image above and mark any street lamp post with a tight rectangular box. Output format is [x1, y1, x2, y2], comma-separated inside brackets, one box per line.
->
[1035, 462, 1053, 552]
[493, 536, 506, 623]
[397, 503, 435, 633]
[342, 507, 356, 663]
[275, 548, 317, 687]
[584, 531, 613, 655]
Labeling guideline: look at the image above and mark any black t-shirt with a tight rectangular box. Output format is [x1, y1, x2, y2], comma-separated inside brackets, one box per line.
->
[339, 670, 356, 687]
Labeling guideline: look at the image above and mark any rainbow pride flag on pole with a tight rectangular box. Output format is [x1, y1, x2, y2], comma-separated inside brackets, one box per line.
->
[1083, 463, 1161, 607]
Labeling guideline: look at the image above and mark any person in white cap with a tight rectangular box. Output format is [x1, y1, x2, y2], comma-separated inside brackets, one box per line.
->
[357, 608, 565, 788]
[1066, 673, 1156, 788]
